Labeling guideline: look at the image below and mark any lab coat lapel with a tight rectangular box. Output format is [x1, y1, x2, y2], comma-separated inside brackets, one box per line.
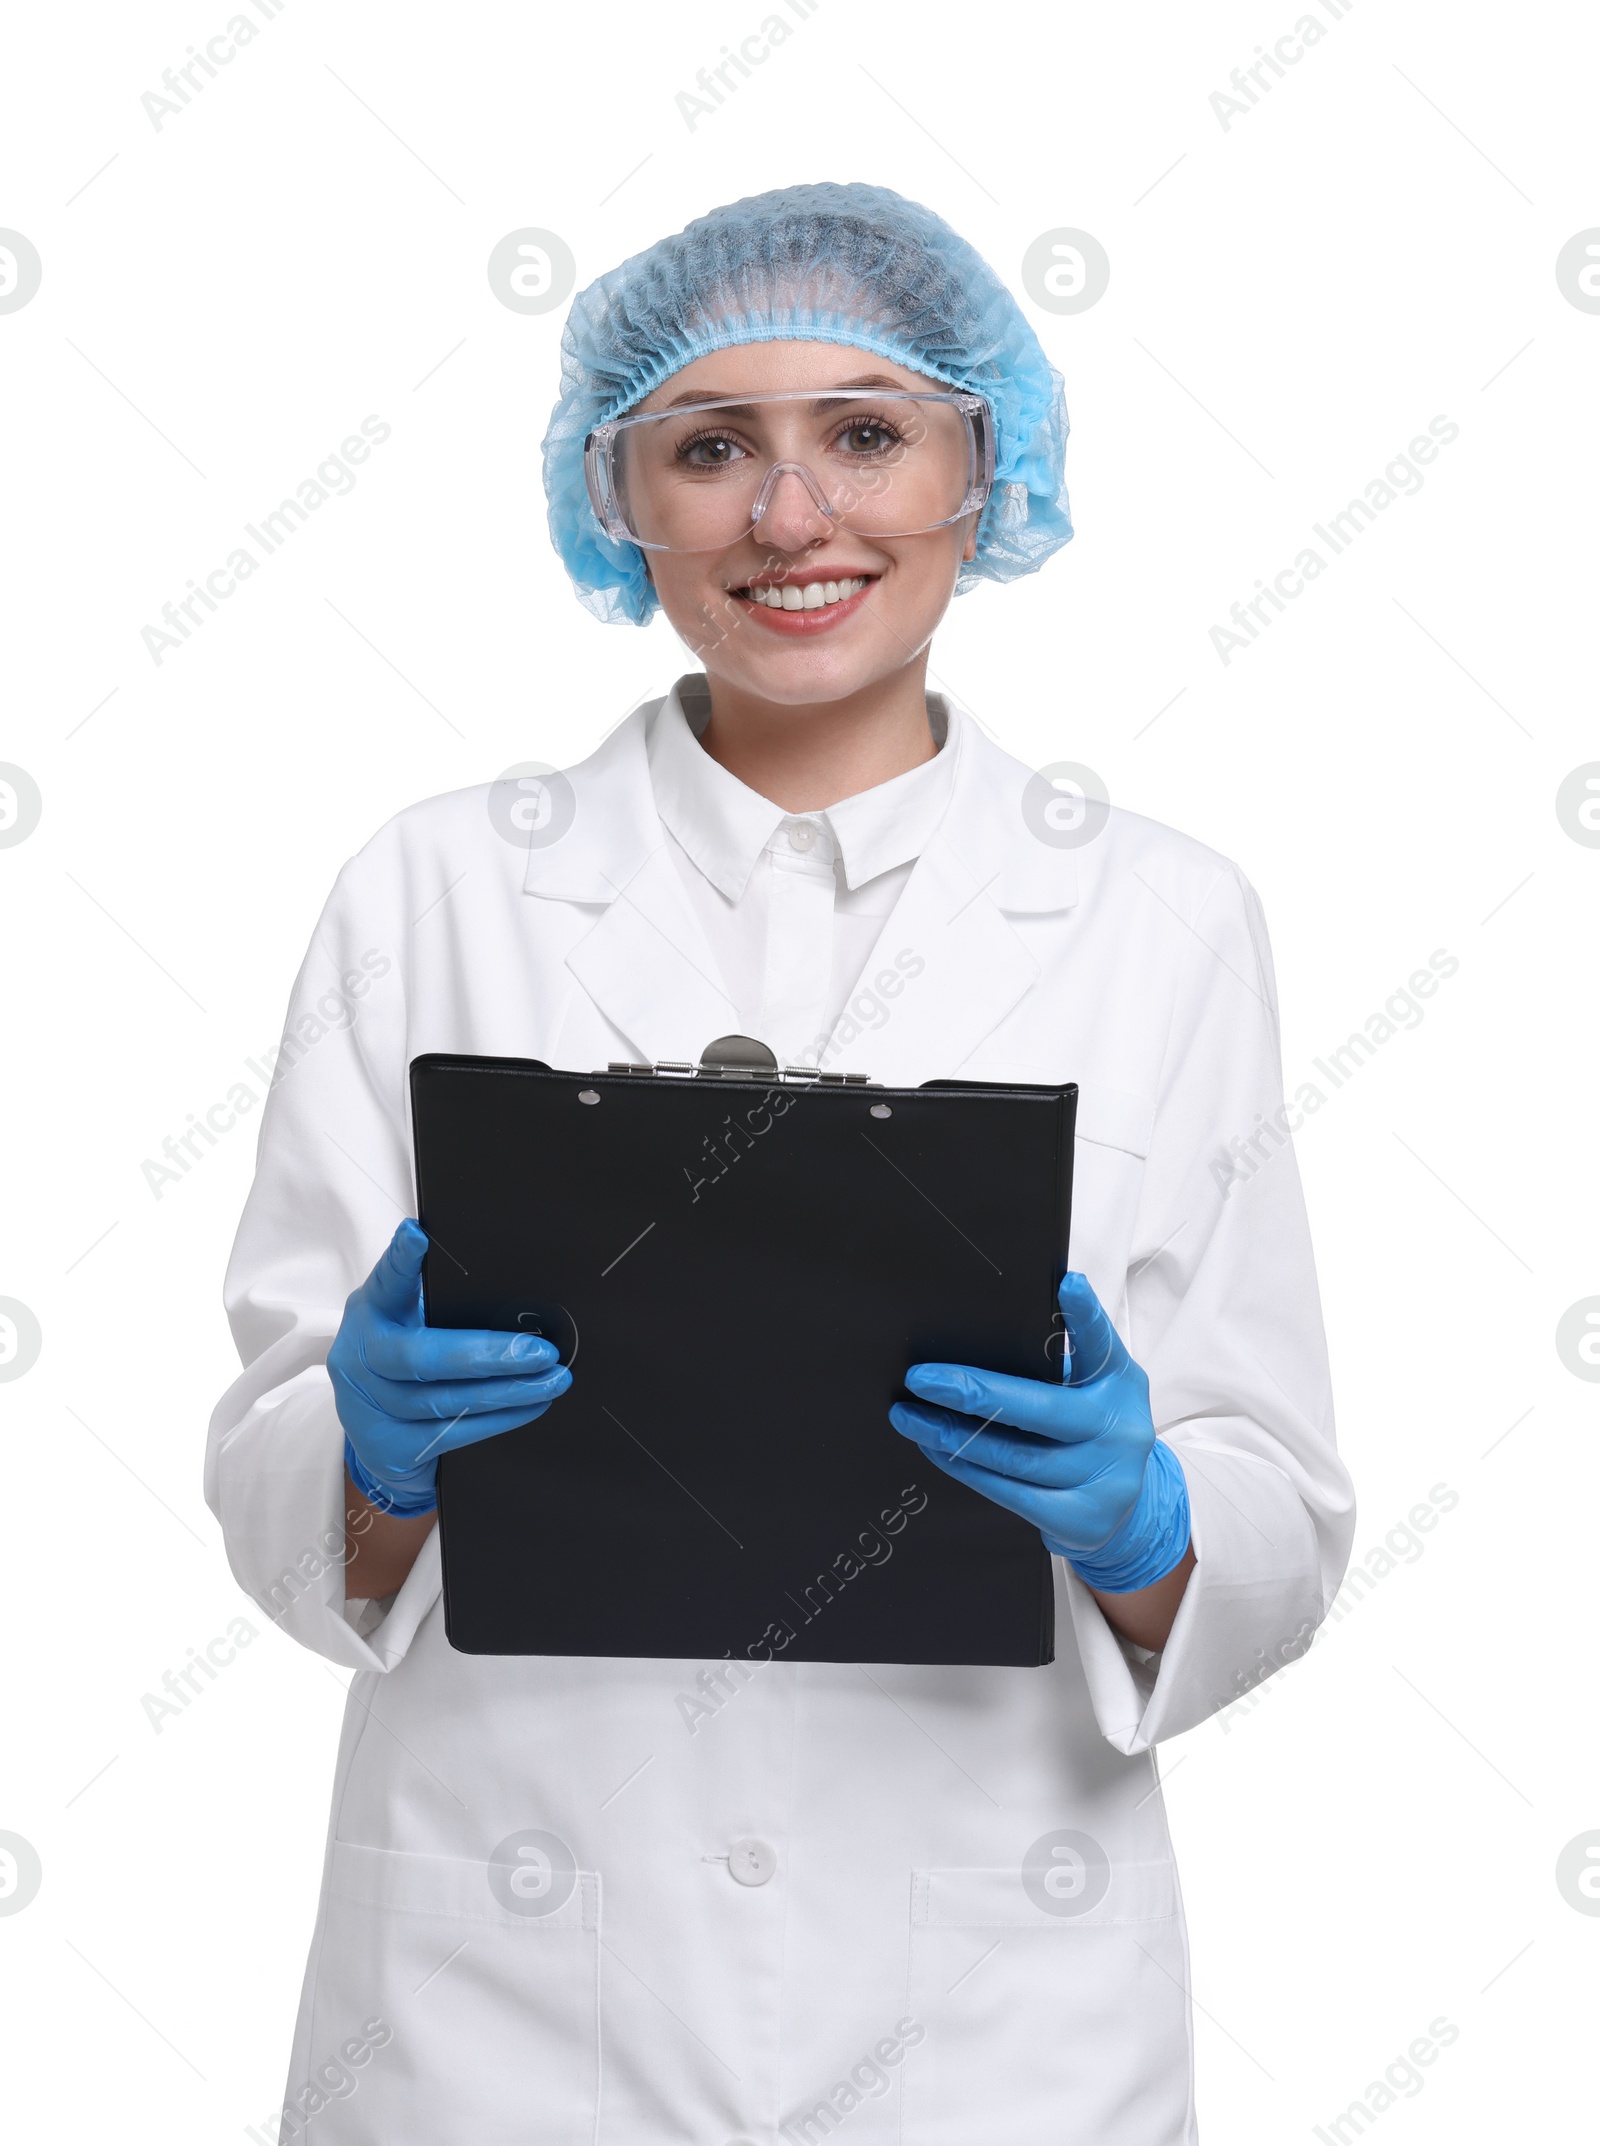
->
[822, 838, 1038, 1084]
[520, 702, 740, 1064]
[823, 711, 1080, 1085]
[563, 844, 742, 1063]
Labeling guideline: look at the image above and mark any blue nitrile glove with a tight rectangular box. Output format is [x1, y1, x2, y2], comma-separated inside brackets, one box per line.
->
[328, 1218, 572, 1517]
[889, 1271, 1191, 1594]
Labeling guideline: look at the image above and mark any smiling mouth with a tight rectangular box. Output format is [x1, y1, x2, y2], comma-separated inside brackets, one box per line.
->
[733, 574, 875, 612]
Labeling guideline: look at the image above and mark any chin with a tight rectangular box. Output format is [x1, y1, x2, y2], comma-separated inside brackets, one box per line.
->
[724, 616, 938, 707]
[725, 649, 890, 707]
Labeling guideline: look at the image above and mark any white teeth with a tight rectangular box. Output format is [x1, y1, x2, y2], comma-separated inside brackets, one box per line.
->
[742, 576, 868, 610]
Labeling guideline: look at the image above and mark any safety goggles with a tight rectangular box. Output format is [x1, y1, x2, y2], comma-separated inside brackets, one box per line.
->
[584, 388, 995, 553]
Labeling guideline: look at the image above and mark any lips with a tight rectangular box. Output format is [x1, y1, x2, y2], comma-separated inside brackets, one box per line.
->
[736, 574, 872, 612]
[729, 572, 878, 634]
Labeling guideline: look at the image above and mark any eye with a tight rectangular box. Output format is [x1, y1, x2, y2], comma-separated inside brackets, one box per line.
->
[836, 419, 902, 456]
[676, 429, 748, 469]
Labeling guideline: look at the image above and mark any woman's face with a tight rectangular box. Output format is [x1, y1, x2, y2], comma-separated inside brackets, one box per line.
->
[632, 340, 980, 707]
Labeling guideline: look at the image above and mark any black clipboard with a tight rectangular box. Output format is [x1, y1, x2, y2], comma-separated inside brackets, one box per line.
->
[410, 1052, 1076, 1667]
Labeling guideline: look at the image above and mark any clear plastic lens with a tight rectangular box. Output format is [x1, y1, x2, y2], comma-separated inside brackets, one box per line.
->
[587, 390, 991, 552]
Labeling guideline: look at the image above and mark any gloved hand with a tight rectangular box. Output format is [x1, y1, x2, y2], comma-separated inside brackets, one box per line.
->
[329, 1218, 572, 1516]
[888, 1271, 1190, 1594]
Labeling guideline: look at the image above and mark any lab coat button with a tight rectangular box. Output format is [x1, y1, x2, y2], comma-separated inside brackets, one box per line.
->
[728, 1837, 777, 1886]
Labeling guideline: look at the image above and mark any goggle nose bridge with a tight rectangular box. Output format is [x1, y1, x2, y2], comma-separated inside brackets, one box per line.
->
[745, 459, 840, 532]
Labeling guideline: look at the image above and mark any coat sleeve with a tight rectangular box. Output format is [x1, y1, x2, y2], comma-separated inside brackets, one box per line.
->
[203, 842, 443, 1671]
[1063, 859, 1356, 1751]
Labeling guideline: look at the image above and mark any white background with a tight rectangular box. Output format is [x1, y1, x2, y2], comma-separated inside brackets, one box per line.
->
[1, 1, 1595, 2138]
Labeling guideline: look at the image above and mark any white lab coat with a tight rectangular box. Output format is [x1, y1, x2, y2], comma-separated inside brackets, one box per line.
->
[207, 685, 1354, 2146]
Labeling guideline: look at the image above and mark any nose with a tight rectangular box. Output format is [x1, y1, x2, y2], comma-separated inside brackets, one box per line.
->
[748, 461, 837, 552]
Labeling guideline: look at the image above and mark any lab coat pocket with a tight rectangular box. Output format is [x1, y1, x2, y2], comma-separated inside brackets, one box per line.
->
[902, 1861, 1190, 2146]
[1073, 1082, 1156, 1161]
[304, 1840, 601, 2146]
[1067, 1083, 1156, 1292]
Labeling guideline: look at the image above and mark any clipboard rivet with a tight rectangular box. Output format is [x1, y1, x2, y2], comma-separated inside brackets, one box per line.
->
[577, 1088, 601, 1105]
[869, 1103, 892, 1119]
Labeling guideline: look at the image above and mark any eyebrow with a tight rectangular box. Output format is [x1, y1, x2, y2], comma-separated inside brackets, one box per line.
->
[656, 374, 914, 412]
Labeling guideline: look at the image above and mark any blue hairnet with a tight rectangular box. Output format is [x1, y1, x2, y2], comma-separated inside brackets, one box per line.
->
[542, 182, 1072, 625]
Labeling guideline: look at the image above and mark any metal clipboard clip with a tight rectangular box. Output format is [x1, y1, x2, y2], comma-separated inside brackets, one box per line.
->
[601, 1032, 875, 1087]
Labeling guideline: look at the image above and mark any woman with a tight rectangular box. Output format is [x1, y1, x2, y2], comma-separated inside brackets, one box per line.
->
[209, 182, 1354, 2145]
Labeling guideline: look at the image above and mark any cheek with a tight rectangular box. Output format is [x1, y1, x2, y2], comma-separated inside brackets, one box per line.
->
[646, 556, 744, 648]
[644, 553, 703, 613]
[873, 530, 967, 630]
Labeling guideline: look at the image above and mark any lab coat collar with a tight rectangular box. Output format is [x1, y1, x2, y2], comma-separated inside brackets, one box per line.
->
[819, 705, 958, 893]
[644, 679, 788, 906]
[522, 680, 1077, 918]
[646, 675, 960, 900]
[522, 678, 1078, 1071]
